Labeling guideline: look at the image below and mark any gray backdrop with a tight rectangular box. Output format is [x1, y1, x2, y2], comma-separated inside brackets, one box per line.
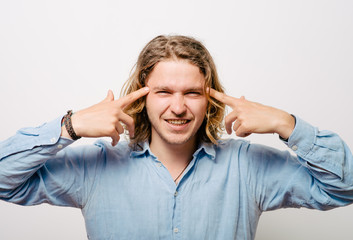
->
[1, 0, 352, 239]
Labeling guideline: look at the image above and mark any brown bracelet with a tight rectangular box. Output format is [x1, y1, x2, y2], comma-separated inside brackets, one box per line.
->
[63, 110, 81, 140]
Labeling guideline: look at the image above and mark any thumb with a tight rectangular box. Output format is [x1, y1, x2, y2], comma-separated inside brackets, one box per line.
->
[103, 90, 115, 102]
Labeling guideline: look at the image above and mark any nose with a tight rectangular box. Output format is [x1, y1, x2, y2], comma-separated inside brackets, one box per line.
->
[170, 94, 187, 116]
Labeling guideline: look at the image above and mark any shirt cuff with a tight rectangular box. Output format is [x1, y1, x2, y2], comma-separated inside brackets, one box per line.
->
[282, 116, 316, 158]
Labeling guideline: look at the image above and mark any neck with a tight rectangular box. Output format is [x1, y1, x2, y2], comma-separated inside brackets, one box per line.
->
[149, 137, 198, 180]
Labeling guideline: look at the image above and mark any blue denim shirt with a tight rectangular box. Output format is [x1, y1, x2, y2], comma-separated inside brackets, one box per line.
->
[1, 116, 353, 240]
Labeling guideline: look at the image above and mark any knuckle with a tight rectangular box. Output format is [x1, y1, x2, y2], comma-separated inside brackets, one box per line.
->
[108, 116, 119, 125]
[235, 129, 242, 136]
[240, 122, 248, 130]
[225, 113, 236, 123]
[236, 106, 244, 113]
[112, 107, 122, 116]
[107, 128, 116, 136]
[224, 115, 231, 123]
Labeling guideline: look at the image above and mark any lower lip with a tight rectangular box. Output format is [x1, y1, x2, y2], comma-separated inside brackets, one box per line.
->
[165, 120, 190, 131]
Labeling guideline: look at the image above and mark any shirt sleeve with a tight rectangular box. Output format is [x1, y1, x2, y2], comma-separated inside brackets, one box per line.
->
[244, 116, 353, 211]
[0, 117, 104, 209]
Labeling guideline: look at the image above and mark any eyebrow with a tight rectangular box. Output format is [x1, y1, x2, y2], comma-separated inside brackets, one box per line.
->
[151, 86, 171, 91]
[151, 86, 204, 93]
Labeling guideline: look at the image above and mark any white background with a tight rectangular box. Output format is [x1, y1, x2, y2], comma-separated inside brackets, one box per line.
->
[1, 0, 352, 239]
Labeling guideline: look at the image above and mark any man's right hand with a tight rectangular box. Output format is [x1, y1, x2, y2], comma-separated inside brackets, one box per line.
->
[61, 87, 150, 146]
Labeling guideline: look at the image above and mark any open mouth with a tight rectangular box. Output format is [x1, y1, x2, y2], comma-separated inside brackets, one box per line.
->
[166, 119, 190, 125]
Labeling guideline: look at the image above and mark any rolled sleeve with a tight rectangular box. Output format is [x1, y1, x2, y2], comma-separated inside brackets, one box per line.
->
[283, 116, 346, 180]
[0, 116, 73, 160]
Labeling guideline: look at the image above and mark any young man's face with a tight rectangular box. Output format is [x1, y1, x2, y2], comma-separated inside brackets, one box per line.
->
[145, 60, 208, 147]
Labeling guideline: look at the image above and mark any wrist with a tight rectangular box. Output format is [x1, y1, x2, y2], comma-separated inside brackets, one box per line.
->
[275, 112, 296, 140]
[61, 110, 81, 140]
[61, 117, 72, 139]
[61, 125, 72, 139]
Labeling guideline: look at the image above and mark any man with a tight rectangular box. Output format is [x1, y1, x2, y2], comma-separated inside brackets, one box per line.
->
[1, 35, 352, 240]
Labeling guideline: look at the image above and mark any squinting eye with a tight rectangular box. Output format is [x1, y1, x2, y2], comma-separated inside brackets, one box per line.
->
[156, 91, 170, 95]
[186, 92, 201, 96]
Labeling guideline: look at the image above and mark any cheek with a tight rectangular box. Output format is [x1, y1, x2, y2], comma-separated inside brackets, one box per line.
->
[186, 98, 208, 117]
[146, 95, 170, 114]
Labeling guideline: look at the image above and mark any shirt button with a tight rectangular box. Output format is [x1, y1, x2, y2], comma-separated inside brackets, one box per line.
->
[174, 191, 178, 197]
[173, 228, 179, 233]
[57, 144, 63, 149]
[291, 145, 298, 151]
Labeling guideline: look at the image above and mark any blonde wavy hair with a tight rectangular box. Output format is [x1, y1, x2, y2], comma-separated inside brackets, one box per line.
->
[121, 35, 225, 146]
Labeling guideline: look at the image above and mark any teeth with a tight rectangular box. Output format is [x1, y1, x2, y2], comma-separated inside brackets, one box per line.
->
[167, 119, 188, 125]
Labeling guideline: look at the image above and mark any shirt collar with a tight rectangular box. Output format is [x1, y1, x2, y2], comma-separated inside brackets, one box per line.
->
[130, 141, 154, 158]
[193, 142, 216, 160]
[130, 141, 216, 160]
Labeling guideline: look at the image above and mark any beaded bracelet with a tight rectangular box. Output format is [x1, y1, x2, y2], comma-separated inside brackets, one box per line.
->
[63, 110, 81, 140]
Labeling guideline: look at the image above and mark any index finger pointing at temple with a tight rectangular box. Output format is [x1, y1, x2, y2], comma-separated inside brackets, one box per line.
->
[209, 88, 236, 107]
[119, 87, 150, 108]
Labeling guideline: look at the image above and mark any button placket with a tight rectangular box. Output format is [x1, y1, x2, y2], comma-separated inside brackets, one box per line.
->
[172, 184, 182, 238]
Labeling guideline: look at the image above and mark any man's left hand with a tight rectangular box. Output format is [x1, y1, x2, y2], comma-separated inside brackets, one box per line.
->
[209, 88, 295, 139]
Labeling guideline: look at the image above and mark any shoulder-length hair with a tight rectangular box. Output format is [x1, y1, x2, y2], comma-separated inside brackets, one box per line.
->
[121, 35, 225, 146]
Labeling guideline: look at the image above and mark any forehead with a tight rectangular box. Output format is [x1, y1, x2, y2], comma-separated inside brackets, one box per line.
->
[146, 60, 205, 89]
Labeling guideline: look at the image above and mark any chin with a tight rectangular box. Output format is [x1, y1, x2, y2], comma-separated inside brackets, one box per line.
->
[163, 133, 195, 146]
